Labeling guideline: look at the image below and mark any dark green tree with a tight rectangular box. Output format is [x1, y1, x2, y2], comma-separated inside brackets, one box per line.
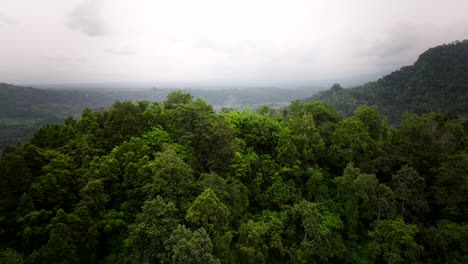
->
[161, 225, 220, 264]
[369, 218, 423, 264]
[126, 196, 179, 264]
[186, 188, 230, 236]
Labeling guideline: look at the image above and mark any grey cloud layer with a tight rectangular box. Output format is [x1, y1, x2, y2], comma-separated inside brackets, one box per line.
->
[104, 48, 136, 56]
[0, 12, 16, 26]
[1, 1, 467, 85]
[66, 0, 109, 36]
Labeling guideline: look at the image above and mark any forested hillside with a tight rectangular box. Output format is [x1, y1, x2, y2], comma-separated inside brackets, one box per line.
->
[0, 83, 113, 152]
[1, 91, 467, 263]
[308, 40, 468, 125]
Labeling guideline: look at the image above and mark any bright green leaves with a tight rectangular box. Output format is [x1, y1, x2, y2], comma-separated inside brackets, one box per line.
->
[3, 88, 468, 264]
[276, 110, 325, 168]
[186, 188, 230, 236]
[223, 108, 281, 155]
[353, 105, 387, 141]
[330, 118, 377, 168]
[369, 218, 422, 264]
[163, 90, 194, 109]
[146, 145, 195, 208]
[141, 126, 173, 152]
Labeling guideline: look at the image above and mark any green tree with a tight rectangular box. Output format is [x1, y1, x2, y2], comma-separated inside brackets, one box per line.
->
[424, 220, 468, 263]
[391, 166, 427, 218]
[168, 97, 239, 172]
[393, 113, 442, 177]
[292, 201, 345, 262]
[0, 150, 32, 217]
[432, 152, 468, 221]
[161, 225, 220, 264]
[29, 154, 77, 211]
[259, 173, 296, 209]
[0, 248, 23, 264]
[330, 118, 377, 170]
[353, 105, 387, 141]
[186, 188, 230, 236]
[98, 100, 151, 150]
[126, 196, 179, 264]
[145, 145, 195, 209]
[237, 220, 269, 264]
[163, 90, 193, 109]
[37, 210, 82, 264]
[304, 168, 329, 202]
[222, 109, 281, 155]
[369, 218, 423, 264]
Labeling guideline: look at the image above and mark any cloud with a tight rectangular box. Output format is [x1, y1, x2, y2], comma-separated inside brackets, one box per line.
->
[43, 56, 88, 63]
[66, 0, 109, 36]
[104, 47, 136, 56]
[357, 22, 421, 59]
[0, 12, 17, 26]
[194, 36, 240, 55]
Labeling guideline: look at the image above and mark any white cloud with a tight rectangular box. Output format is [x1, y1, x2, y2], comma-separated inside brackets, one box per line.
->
[0, 11, 16, 26]
[66, 0, 109, 36]
[104, 47, 136, 56]
[0, 0, 467, 85]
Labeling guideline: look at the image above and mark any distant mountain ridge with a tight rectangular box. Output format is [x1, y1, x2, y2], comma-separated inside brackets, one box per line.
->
[0, 83, 111, 151]
[307, 40, 468, 125]
[0, 83, 109, 118]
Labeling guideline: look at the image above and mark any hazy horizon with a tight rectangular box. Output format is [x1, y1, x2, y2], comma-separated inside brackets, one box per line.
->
[1, 0, 467, 87]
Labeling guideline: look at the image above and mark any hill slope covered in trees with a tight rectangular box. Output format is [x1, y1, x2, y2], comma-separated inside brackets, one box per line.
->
[1, 91, 467, 263]
[0, 83, 116, 151]
[307, 40, 468, 125]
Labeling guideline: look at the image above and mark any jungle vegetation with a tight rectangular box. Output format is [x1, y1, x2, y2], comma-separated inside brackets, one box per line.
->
[1, 90, 467, 263]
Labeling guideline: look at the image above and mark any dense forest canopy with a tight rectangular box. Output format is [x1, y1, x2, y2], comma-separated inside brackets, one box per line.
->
[1, 90, 467, 263]
[308, 40, 468, 125]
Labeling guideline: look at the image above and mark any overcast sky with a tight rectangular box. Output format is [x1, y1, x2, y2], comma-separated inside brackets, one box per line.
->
[1, 0, 467, 87]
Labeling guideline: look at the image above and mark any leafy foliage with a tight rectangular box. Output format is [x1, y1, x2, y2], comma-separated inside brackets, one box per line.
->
[0, 89, 467, 263]
[308, 40, 468, 125]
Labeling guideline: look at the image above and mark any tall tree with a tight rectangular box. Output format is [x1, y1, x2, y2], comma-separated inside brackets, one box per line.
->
[369, 218, 422, 264]
[126, 196, 179, 264]
[186, 188, 230, 236]
[161, 225, 220, 264]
